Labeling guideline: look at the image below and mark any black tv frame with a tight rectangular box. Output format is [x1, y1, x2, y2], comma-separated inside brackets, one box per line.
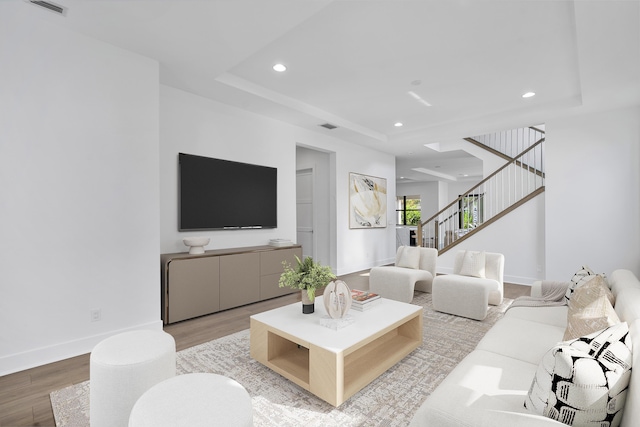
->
[178, 153, 277, 231]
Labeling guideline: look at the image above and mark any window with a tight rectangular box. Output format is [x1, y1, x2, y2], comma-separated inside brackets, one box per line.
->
[459, 194, 484, 229]
[396, 196, 421, 225]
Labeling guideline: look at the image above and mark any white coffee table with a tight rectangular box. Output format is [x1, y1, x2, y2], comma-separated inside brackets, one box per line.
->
[250, 297, 423, 406]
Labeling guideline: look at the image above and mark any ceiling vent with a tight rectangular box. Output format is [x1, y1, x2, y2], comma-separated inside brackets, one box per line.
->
[25, 0, 67, 16]
[319, 123, 338, 130]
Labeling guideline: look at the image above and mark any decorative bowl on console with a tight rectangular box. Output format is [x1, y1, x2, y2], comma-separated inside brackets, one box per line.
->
[182, 237, 210, 255]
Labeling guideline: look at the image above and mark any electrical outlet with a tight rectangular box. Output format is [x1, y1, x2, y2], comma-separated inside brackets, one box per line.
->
[90, 308, 102, 322]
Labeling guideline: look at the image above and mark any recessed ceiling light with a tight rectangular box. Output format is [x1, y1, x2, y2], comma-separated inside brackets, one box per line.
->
[394, 122, 403, 127]
[273, 63, 287, 72]
[522, 92, 536, 98]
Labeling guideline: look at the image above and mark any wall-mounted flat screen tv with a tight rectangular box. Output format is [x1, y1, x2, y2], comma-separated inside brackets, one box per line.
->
[179, 153, 277, 231]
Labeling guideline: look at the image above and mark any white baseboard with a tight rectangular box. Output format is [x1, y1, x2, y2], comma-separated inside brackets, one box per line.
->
[0, 320, 163, 376]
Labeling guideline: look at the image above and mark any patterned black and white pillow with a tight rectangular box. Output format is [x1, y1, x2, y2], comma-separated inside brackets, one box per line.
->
[525, 322, 633, 426]
[564, 265, 606, 304]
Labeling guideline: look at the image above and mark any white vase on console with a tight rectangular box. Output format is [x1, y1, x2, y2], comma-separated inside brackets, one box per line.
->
[183, 237, 210, 255]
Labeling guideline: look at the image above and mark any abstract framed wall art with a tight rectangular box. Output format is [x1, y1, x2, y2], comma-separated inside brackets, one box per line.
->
[349, 172, 387, 229]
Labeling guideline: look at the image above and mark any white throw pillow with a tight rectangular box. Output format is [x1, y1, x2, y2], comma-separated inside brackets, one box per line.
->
[459, 250, 486, 278]
[396, 246, 420, 269]
[525, 322, 632, 427]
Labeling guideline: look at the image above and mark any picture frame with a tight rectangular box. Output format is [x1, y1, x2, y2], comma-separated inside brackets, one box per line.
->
[349, 172, 387, 229]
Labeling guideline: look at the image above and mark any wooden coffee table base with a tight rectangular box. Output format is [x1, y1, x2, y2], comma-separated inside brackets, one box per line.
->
[250, 300, 422, 406]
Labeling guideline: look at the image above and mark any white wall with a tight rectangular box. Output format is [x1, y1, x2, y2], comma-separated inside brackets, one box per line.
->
[160, 86, 298, 253]
[0, 6, 161, 375]
[436, 193, 545, 285]
[447, 179, 483, 202]
[545, 106, 640, 279]
[159, 86, 396, 276]
[397, 181, 440, 221]
[332, 144, 396, 273]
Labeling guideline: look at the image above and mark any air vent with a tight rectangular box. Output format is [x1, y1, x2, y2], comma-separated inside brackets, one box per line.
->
[25, 0, 66, 16]
[319, 123, 338, 130]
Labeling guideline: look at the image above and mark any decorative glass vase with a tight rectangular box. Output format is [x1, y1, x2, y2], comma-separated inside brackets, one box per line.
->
[301, 289, 315, 314]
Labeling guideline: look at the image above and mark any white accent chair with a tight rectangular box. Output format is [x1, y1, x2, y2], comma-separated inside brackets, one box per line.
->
[432, 250, 504, 320]
[369, 246, 438, 303]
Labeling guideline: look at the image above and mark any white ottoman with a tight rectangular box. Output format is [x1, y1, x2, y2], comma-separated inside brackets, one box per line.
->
[90, 330, 176, 427]
[129, 373, 253, 427]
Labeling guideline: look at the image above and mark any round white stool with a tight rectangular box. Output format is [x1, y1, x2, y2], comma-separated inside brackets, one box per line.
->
[129, 373, 253, 427]
[90, 330, 176, 427]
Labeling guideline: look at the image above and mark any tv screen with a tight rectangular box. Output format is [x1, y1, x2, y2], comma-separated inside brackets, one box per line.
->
[179, 153, 277, 231]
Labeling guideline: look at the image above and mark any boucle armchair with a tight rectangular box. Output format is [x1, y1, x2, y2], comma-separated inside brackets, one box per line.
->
[369, 246, 438, 303]
[432, 250, 504, 320]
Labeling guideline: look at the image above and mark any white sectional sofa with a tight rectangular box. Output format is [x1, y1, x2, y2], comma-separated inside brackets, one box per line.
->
[410, 269, 640, 427]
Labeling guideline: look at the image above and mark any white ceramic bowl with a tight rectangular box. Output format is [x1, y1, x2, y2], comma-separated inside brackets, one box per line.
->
[183, 237, 210, 254]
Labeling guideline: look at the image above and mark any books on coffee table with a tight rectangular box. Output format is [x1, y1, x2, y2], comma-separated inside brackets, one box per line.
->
[351, 289, 381, 311]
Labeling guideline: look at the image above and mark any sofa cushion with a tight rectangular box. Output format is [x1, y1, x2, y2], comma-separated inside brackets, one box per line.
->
[476, 317, 566, 365]
[459, 250, 486, 278]
[505, 305, 568, 328]
[525, 322, 632, 427]
[614, 287, 640, 324]
[409, 350, 563, 427]
[564, 276, 620, 341]
[610, 269, 640, 299]
[396, 246, 420, 269]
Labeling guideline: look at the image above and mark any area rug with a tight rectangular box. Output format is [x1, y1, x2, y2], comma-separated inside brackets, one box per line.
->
[51, 293, 512, 427]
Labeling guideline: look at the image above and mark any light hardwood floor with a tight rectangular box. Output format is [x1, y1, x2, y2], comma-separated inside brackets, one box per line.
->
[0, 270, 530, 427]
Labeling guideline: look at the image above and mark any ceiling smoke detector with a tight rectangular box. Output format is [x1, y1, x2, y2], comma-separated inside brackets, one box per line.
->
[319, 123, 338, 130]
[25, 0, 67, 15]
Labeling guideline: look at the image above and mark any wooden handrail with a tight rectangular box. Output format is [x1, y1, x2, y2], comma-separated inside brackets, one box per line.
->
[437, 186, 545, 255]
[464, 136, 545, 178]
[421, 137, 545, 226]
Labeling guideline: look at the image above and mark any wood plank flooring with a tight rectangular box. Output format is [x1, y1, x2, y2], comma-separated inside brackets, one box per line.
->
[0, 270, 530, 427]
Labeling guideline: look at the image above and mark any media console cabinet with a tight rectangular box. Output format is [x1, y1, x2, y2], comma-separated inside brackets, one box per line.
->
[161, 245, 302, 324]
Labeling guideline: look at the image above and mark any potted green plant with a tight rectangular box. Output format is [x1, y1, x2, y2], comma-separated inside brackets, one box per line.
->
[279, 255, 336, 314]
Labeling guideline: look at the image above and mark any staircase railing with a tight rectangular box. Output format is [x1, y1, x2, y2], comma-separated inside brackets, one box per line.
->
[467, 126, 545, 160]
[417, 137, 545, 253]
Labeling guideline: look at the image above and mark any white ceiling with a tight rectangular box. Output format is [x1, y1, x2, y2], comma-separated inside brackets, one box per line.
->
[16, 0, 640, 183]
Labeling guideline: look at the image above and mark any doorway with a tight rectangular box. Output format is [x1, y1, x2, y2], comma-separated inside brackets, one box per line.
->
[295, 145, 334, 270]
[296, 168, 314, 259]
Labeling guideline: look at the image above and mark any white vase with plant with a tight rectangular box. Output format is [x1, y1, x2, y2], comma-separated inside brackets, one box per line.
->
[279, 255, 336, 314]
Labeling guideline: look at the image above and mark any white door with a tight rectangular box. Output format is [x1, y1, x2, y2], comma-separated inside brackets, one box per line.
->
[296, 169, 313, 260]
